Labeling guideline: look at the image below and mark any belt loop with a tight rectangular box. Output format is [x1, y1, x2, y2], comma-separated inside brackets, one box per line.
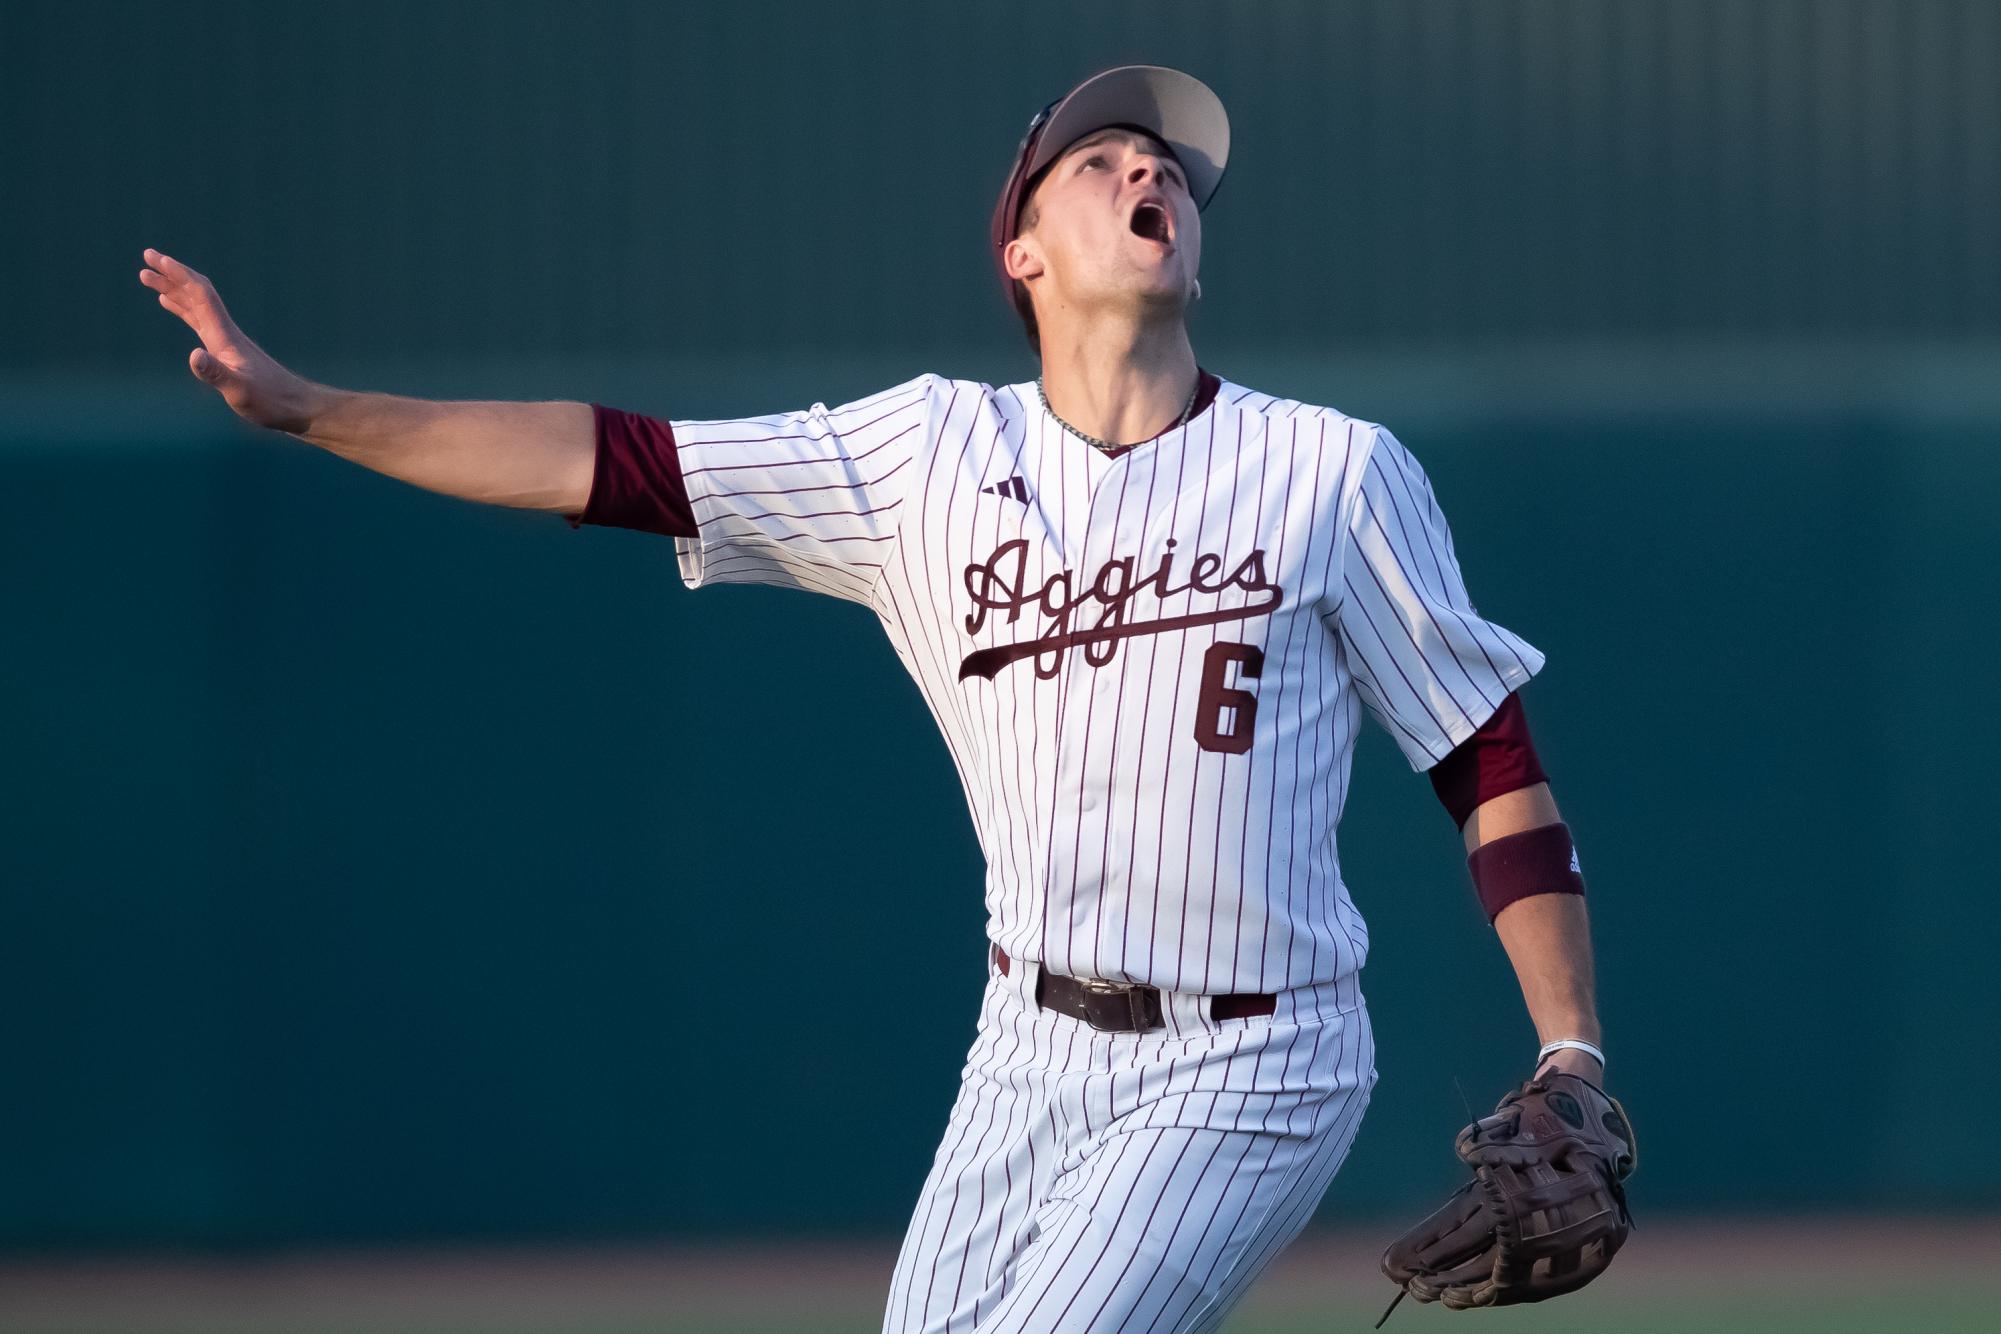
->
[992, 942, 1039, 1011]
[1166, 986, 1211, 1038]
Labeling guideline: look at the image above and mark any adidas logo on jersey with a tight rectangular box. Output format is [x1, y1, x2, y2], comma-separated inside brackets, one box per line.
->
[981, 475, 1030, 505]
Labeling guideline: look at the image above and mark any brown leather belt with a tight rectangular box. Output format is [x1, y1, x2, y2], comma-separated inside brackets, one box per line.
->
[994, 946, 1275, 1032]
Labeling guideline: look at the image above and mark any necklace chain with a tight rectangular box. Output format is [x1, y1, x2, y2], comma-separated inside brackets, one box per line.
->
[1035, 375, 1200, 454]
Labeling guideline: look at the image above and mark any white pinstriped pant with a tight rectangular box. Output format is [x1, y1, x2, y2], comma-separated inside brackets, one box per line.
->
[883, 949, 1376, 1333]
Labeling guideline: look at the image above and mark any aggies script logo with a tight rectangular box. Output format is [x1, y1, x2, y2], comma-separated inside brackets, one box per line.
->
[957, 537, 1282, 682]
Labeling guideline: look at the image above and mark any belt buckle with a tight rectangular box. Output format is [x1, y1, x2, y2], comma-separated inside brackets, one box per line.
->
[1077, 978, 1163, 1033]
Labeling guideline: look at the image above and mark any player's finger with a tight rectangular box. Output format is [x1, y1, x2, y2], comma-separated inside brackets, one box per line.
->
[144, 275, 201, 330]
[159, 268, 242, 346]
[140, 261, 190, 303]
[143, 250, 192, 290]
[143, 248, 202, 283]
[188, 346, 237, 389]
[137, 267, 184, 301]
[157, 291, 191, 319]
[141, 261, 198, 311]
[144, 249, 227, 312]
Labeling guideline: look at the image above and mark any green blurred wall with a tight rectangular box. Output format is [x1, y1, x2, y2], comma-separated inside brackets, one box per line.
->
[8, 0, 1998, 371]
[4, 1, 1999, 1249]
[8, 384, 1998, 1245]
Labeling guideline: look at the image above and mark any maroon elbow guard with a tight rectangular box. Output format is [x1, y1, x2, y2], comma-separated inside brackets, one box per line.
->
[1468, 821, 1586, 923]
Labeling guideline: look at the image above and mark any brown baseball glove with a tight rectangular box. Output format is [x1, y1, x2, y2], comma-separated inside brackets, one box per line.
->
[1376, 1071, 1637, 1324]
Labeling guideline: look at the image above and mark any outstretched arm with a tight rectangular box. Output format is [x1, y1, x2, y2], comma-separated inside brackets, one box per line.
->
[1461, 782, 1604, 1083]
[138, 249, 595, 514]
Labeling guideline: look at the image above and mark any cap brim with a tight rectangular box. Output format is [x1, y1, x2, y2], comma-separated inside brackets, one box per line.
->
[1024, 65, 1230, 210]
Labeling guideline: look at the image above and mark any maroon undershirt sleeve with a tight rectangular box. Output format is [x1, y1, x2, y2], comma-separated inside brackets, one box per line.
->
[1427, 690, 1549, 829]
[1433, 692, 1583, 920]
[564, 403, 699, 538]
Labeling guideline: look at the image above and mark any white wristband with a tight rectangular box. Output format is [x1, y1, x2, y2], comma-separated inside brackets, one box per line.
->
[1538, 1038, 1605, 1070]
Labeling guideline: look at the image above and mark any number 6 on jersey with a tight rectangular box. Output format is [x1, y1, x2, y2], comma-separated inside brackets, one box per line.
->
[1195, 641, 1263, 754]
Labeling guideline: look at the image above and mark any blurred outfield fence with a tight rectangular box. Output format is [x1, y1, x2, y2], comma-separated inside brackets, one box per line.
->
[4, 0, 1998, 1250]
[7, 0, 1999, 367]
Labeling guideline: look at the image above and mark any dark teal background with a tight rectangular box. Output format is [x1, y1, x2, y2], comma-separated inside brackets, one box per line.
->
[4, 0, 1998, 1249]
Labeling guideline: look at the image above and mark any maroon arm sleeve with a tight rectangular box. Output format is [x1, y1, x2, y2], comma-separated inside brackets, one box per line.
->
[1427, 690, 1549, 829]
[564, 404, 699, 538]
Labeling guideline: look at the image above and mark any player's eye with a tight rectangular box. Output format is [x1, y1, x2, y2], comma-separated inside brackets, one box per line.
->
[1080, 154, 1107, 170]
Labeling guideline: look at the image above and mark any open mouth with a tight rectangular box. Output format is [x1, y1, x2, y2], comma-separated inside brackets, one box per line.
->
[1129, 201, 1172, 246]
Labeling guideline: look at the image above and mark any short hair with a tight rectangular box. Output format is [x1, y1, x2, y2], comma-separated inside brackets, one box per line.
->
[1010, 173, 1050, 355]
[1008, 127, 1179, 358]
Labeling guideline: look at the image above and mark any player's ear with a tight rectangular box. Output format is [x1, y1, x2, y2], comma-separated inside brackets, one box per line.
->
[1003, 235, 1045, 284]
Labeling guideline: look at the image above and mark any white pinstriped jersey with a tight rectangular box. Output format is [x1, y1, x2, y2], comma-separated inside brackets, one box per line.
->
[668, 373, 1544, 995]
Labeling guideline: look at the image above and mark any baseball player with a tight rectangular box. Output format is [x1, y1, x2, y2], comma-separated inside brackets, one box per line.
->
[141, 65, 1631, 1333]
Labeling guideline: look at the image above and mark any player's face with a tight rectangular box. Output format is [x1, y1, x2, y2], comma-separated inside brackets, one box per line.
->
[1010, 129, 1201, 322]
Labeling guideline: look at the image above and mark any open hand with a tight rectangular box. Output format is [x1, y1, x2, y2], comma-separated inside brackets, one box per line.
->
[138, 249, 317, 434]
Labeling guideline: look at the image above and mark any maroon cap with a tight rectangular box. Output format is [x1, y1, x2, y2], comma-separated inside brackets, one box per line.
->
[990, 65, 1231, 297]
